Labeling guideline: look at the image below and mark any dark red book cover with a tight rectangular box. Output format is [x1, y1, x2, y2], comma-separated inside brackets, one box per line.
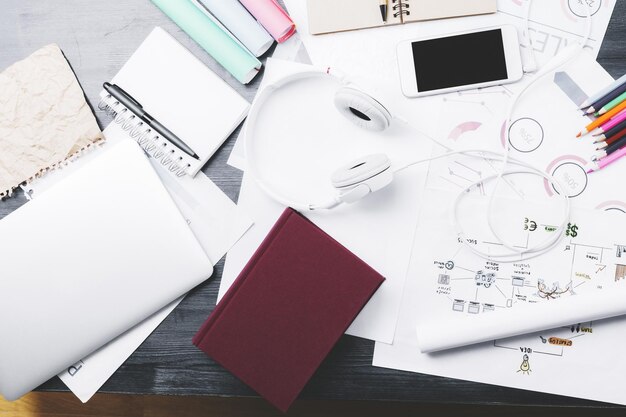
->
[193, 208, 385, 412]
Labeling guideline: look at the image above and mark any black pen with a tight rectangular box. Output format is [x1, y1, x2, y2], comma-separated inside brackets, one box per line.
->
[103, 82, 199, 159]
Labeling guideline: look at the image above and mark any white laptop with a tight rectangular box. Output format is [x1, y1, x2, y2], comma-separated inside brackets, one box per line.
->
[0, 140, 213, 401]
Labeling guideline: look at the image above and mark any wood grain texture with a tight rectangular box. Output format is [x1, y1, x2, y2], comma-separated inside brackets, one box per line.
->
[6, 392, 626, 417]
[1, 0, 625, 409]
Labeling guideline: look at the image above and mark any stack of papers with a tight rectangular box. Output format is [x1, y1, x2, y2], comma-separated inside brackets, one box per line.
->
[219, 0, 626, 406]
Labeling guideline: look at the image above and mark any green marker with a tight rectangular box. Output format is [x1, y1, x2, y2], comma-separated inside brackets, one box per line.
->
[152, 0, 261, 84]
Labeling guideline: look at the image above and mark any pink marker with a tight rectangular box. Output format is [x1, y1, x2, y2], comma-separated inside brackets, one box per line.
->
[591, 108, 626, 137]
[238, 0, 296, 43]
[587, 146, 626, 173]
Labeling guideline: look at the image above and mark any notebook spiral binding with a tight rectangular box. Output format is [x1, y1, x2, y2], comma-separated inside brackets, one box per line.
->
[3, 136, 105, 200]
[97, 95, 190, 178]
[392, 0, 410, 18]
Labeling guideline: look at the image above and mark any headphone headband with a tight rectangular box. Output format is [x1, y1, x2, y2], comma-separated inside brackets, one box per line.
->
[244, 67, 394, 211]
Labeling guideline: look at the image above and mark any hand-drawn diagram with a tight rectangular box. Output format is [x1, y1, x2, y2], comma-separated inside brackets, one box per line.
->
[429, 53, 626, 211]
[433, 239, 612, 315]
[430, 217, 622, 367]
[596, 201, 626, 214]
[517, 354, 532, 375]
[563, 0, 603, 19]
[507, 118, 545, 153]
[544, 155, 589, 198]
[501, 0, 615, 65]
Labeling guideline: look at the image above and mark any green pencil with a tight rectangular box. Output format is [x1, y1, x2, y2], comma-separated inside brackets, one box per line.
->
[598, 91, 626, 115]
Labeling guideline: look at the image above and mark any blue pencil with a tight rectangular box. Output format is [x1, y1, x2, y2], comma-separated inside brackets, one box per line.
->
[580, 73, 626, 110]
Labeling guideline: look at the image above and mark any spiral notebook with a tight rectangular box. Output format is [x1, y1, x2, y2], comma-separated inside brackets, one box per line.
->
[98, 27, 250, 178]
[307, 0, 497, 35]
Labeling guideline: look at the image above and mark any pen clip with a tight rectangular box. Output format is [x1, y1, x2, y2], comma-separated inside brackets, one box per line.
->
[104, 82, 143, 110]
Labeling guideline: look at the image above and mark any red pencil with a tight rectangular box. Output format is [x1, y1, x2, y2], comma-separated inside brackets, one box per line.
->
[594, 126, 626, 145]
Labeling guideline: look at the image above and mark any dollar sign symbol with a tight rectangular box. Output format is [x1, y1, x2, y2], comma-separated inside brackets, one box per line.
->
[570, 224, 578, 238]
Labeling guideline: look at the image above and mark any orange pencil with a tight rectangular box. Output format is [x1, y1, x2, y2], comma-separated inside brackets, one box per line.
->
[577, 99, 626, 137]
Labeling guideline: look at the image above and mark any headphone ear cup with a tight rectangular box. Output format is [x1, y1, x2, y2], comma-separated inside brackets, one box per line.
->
[334, 87, 392, 132]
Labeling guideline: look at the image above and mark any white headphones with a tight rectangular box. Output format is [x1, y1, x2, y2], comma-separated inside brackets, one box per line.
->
[244, 68, 400, 211]
[244, 4, 592, 262]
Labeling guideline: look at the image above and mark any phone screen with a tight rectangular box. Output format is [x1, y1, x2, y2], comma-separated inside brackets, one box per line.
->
[412, 29, 508, 92]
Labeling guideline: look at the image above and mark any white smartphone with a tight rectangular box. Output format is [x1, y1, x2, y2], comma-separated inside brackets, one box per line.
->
[397, 25, 524, 98]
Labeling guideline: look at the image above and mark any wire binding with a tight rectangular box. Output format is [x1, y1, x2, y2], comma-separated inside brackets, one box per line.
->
[2, 133, 105, 200]
[393, 0, 410, 18]
[98, 95, 190, 177]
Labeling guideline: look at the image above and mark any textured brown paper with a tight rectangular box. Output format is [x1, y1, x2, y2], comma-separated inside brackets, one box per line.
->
[0, 44, 103, 197]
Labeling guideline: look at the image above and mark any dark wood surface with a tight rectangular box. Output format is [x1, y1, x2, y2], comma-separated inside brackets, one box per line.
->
[2, 0, 626, 410]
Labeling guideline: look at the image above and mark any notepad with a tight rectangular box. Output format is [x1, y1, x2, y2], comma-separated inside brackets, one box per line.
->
[98, 27, 250, 178]
[193, 208, 384, 412]
[307, 0, 497, 35]
[0, 140, 213, 401]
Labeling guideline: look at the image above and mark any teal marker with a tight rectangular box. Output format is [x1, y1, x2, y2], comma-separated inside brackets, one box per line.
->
[152, 0, 261, 84]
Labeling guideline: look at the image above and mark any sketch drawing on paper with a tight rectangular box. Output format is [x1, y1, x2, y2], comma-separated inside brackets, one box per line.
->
[517, 354, 532, 375]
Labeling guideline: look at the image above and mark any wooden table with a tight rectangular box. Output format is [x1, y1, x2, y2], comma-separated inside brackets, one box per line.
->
[2, 0, 626, 410]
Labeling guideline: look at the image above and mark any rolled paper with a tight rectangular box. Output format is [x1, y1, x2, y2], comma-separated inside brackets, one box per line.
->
[152, 0, 261, 84]
[239, 0, 296, 43]
[196, 0, 274, 57]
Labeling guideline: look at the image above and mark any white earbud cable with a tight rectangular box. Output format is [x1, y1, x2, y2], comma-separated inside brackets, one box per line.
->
[396, 1, 592, 262]
[244, 0, 592, 262]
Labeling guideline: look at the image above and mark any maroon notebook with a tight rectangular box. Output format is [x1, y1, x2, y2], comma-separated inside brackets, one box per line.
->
[193, 208, 384, 412]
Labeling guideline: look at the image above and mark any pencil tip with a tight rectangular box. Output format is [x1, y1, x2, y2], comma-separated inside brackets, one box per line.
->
[576, 132, 582, 138]
[586, 108, 595, 114]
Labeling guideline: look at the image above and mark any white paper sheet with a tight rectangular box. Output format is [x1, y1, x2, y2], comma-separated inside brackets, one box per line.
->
[425, 52, 623, 205]
[413, 189, 626, 352]
[227, 33, 311, 170]
[285, 0, 625, 404]
[374, 188, 626, 405]
[371, 55, 626, 405]
[56, 296, 182, 403]
[219, 58, 434, 343]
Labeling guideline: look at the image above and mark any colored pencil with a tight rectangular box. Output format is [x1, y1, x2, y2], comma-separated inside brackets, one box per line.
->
[593, 125, 626, 145]
[379, 0, 388, 22]
[586, 82, 626, 114]
[590, 109, 626, 137]
[587, 146, 626, 173]
[595, 135, 626, 160]
[596, 129, 626, 149]
[597, 91, 626, 115]
[577, 99, 626, 137]
[580, 73, 626, 110]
